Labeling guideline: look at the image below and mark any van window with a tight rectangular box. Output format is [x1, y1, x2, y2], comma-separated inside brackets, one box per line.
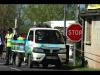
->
[28, 30, 34, 41]
[35, 30, 64, 44]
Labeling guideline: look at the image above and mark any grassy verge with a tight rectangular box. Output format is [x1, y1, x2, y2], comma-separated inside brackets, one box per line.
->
[63, 58, 100, 71]
[63, 64, 82, 70]
[63, 57, 100, 71]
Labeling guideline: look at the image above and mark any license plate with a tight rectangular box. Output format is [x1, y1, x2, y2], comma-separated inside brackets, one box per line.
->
[46, 56, 58, 59]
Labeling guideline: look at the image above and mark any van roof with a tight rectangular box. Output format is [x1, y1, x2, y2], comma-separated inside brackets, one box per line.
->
[29, 27, 58, 31]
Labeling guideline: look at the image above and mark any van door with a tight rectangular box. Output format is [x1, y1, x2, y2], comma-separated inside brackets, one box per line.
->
[25, 30, 34, 55]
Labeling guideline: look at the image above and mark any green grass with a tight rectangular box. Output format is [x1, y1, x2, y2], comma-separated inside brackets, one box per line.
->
[63, 58, 100, 71]
[63, 58, 83, 70]
[63, 59, 100, 71]
[63, 63, 82, 70]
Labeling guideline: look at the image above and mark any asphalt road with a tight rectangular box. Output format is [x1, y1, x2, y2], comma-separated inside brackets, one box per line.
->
[0, 52, 72, 71]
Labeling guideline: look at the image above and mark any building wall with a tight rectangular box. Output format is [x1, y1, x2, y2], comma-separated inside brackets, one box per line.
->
[84, 19, 100, 68]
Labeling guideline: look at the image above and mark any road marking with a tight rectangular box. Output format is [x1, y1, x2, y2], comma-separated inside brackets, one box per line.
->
[0, 63, 4, 65]
[0, 63, 22, 71]
[10, 67, 22, 71]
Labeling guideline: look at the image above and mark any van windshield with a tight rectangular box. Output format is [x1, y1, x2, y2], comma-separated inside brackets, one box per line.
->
[35, 30, 65, 44]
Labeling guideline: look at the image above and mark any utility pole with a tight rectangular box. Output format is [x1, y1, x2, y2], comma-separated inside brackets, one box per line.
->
[75, 4, 79, 23]
[78, 4, 85, 67]
[81, 17, 85, 67]
[64, 4, 69, 64]
[16, 4, 22, 34]
[14, 18, 17, 34]
[64, 4, 66, 40]
[73, 4, 79, 66]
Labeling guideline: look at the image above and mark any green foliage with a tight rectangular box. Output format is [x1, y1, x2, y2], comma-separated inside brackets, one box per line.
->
[22, 4, 78, 24]
[20, 4, 79, 34]
[0, 4, 17, 30]
[18, 23, 32, 34]
[76, 41, 81, 49]
[22, 4, 64, 23]
[0, 4, 79, 34]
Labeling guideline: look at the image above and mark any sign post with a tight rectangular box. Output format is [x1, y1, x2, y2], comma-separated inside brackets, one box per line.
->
[73, 43, 76, 66]
[67, 23, 82, 66]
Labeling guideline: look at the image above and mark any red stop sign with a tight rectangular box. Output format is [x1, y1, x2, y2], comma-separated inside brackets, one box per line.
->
[67, 23, 82, 42]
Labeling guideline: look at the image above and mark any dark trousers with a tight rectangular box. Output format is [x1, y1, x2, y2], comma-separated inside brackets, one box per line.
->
[5, 47, 12, 64]
[0, 45, 3, 56]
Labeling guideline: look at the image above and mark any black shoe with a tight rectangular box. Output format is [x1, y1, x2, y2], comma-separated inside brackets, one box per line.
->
[4, 63, 9, 65]
[9, 63, 13, 65]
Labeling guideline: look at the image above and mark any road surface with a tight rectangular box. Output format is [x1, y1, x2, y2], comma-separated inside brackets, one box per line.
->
[0, 52, 73, 71]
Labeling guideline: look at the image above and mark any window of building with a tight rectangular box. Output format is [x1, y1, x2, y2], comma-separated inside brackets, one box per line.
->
[85, 19, 92, 45]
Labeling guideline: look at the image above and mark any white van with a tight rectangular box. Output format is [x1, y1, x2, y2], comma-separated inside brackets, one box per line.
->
[25, 27, 66, 68]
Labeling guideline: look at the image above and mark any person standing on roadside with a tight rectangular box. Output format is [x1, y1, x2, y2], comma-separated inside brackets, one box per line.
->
[4, 28, 14, 65]
[0, 30, 4, 59]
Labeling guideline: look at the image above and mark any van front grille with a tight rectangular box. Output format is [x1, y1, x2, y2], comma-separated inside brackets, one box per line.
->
[43, 49, 59, 54]
[43, 49, 50, 54]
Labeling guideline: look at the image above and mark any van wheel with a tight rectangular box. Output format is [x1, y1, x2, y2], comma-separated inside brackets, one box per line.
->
[42, 63, 48, 68]
[55, 62, 62, 69]
[15, 55, 22, 67]
[28, 55, 33, 68]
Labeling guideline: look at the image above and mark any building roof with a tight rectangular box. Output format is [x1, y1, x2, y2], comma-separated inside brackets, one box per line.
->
[29, 28, 58, 31]
[44, 20, 76, 28]
[80, 9, 100, 18]
[87, 4, 100, 10]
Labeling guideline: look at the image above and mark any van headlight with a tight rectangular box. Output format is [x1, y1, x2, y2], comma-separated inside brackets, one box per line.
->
[58, 48, 66, 54]
[33, 48, 44, 53]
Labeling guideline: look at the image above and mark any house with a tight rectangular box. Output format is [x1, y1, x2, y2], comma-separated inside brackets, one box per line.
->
[80, 5, 100, 68]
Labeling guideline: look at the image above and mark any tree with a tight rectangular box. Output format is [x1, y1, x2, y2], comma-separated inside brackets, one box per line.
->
[22, 4, 64, 24]
[22, 4, 79, 25]
[0, 4, 17, 30]
[19, 4, 80, 34]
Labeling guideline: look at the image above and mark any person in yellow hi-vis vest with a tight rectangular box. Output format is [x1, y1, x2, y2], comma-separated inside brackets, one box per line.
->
[17, 35, 25, 41]
[4, 28, 14, 65]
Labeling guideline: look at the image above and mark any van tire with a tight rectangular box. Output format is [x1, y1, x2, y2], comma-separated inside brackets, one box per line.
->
[15, 55, 22, 67]
[42, 63, 48, 68]
[55, 62, 62, 69]
[28, 55, 33, 68]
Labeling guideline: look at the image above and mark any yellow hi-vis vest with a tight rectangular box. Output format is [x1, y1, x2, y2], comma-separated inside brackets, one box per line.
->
[5, 33, 14, 47]
[17, 37, 24, 40]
